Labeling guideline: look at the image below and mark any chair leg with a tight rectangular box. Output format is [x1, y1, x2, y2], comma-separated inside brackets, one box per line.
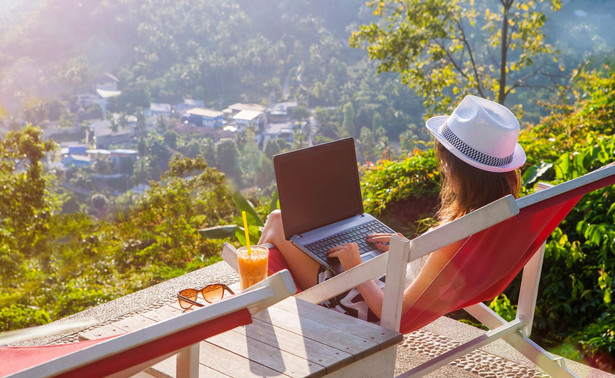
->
[465, 303, 578, 377]
[502, 331, 577, 378]
[176, 343, 200, 378]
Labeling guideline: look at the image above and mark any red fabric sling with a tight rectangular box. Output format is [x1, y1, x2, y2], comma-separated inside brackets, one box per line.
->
[400, 174, 615, 334]
[2, 308, 252, 377]
[267, 247, 303, 292]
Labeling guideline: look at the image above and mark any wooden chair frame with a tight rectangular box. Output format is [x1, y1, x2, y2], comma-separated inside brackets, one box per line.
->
[5, 270, 296, 378]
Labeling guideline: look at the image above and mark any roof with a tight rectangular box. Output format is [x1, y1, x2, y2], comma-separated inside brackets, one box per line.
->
[186, 108, 224, 118]
[225, 103, 266, 113]
[96, 89, 122, 98]
[91, 120, 132, 137]
[150, 103, 171, 112]
[110, 149, 138, 155]
[86, 149, 111, 155]
[233, 110, 263, 122]
[62, 155, 91, 164]
[183, 99, 204, 107]
[270, 102, 299, 115]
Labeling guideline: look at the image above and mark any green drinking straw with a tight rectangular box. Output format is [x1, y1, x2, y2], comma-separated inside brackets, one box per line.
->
[242, 211, 251, 254]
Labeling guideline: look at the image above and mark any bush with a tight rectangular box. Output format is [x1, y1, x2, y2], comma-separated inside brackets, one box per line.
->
[0, 304, 50, 332]
[360, 148, 440, 236]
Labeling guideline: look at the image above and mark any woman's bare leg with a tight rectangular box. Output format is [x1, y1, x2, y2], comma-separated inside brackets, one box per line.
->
[259, 210, 320, 289]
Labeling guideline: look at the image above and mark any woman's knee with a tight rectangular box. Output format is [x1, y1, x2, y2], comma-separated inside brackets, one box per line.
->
[261, 210, 283, 241]
[265, 210, 283, 227]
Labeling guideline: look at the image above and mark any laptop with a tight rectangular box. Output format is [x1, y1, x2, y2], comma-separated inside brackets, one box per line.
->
[273, 137, 396, 275]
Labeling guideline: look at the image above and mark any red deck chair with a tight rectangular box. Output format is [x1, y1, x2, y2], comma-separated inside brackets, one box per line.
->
[222, 164, 615, 377]
[1, 270, 296, 378]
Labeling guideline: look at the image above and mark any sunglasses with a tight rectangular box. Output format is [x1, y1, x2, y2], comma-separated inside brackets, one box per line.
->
[177, 283, 235, 309]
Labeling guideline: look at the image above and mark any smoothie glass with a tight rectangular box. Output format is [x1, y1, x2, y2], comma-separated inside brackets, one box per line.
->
[237, 245, 269, 290]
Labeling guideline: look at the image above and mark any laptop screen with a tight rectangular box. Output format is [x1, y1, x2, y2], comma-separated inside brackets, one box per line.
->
[274, 138, 364, 240]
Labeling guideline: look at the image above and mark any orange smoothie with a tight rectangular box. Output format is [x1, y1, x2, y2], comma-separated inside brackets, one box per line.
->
[237, 245, 269, 290]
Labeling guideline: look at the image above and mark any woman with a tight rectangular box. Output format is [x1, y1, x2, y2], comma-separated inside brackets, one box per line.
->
[258, 95, 526, 321]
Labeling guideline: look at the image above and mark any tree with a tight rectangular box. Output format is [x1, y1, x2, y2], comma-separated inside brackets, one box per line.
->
[90, 193, 109, 219]
[342, 101, 356, 138]
[372, 111, 383, 132]
[216, 139, 242, 187]
[0, 126, 54, 277]
[264, 139, 281, 159]
[349, 0, 562, 112]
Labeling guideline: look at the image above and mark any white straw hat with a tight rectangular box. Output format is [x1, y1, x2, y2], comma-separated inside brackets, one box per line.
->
[425, 95, 526, 173]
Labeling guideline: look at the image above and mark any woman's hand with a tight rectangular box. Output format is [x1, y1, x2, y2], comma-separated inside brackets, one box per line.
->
[327, 243, 362, 271]
[366, 232, 404, 252]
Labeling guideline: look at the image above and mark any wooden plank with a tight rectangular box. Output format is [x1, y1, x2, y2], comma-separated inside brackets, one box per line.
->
[253, 305, 381, 361]
[144, 355, 231, 378]
[199, 340, 291, 377]
[206, 326, 326, 377]
[140, 304, 183, 323]
[232, 315, 353, 372]
[274, 298, 402, 349]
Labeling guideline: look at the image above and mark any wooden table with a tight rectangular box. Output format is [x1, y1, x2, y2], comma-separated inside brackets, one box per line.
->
[80, 296, 402, 377]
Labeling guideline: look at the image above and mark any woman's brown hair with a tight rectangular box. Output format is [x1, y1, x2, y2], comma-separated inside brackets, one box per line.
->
[434, 141, 522, 223]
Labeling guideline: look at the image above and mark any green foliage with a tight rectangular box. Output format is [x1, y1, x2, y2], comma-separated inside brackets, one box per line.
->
[199, 190, 279, 247]
[519, 70, 615, 166]
[0, 304, 50, 331]
[512, 70, 615, 367]
[360, 148, 440, 236]
[0, 126, 55, 277]
[112, 156, 234, 268]
[531, 137, 615, 356]
[573, 312, 615, 372]
[349, 0, 562, 111]
[0, 150, 236, 331]
[488, 294, 517, 322]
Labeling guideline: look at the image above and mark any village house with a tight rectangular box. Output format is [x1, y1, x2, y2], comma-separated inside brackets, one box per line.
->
[109, 149, 138, 171]
[268, 101, 298, 123]
[223, 103, 266, 120]
[233, 109, 266, 130]
[173, 99, 205, 116]
[261, 122, 294, 147]
[182, 108, 224, 128]
[91, 118, 136, 149]
[148, 103, 172, 119]
[60, 154, 90, 169]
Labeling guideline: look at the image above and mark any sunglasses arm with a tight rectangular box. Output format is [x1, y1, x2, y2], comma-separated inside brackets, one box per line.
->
[177, 294, 204, 307]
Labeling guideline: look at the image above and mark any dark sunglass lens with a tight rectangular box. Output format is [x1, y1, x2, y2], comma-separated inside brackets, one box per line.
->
[201, 285, 224, 303]
[178, 289, 198, 309]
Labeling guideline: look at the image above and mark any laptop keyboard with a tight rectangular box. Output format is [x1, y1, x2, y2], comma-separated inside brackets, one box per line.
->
[305, 220, 395, 260]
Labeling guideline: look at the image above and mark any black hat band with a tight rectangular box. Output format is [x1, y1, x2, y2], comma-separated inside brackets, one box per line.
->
[441, 123, 513, 167]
